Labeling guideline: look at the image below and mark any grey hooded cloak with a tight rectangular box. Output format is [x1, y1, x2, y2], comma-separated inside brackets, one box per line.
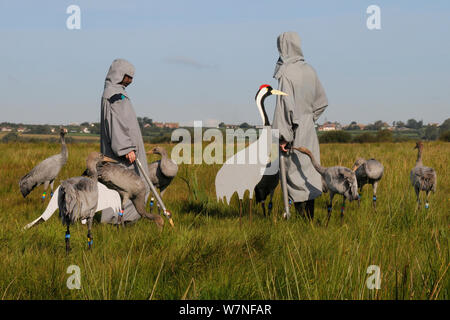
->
[272, 32, 328, 202]
[100, 59, 150, 223]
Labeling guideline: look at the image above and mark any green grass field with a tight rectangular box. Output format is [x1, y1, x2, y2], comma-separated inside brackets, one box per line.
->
[0, 141, 448, 299]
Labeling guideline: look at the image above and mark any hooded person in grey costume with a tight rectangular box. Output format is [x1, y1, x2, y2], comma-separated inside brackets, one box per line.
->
[272, 32, 328, 220]
[100, 59, 150, 224]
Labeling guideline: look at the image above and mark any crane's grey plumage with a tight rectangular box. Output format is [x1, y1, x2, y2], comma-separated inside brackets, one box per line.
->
[352, 158, 384, 209]
[24, 182, 122, 230]
[410, 141, 437, 209]
[96, 161, 165, 228]
[58, 152, 116, 253]
[293, 147, 359, 226]
[146, 146, 178, 213]
[19, 128, 68, 200]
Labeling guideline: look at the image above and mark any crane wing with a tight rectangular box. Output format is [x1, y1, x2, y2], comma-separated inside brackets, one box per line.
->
[24, 182, 122, 229]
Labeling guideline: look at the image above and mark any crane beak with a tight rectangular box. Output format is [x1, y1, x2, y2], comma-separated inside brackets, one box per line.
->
[168, 218, 174, 228]
[103, 156, 117, 163]
[146, 150, 154, 154]
[270, 89, 288, 96]
[352, 165, 358, 172]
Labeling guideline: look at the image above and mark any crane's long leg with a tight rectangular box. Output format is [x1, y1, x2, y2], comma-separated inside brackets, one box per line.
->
[415, 187, 420, 209]
[326, 193, 335, 227]
[42, 181, 50, 202]
[87, 217, 93, 250]
[50, 180, 55, 198]
[340, 197, 346, 224]
[372, 181, 378, 211]
[268, 190, 274, 216]
[65, 223, 71, 254]
[358, 187, 362, 208]
[149, 195, 155, 214]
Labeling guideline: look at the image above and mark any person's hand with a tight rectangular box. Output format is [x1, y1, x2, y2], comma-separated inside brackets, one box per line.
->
[125, 151, 136, 164]
[280, 141, 289, 153]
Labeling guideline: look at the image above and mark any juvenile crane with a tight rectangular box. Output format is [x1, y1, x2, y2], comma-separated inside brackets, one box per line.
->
[146, 146, 178, 213]
[292, 147, 359, 226]
[410, 141, 437, 209]
[19, 128, 68, 201]
[96, 161, 169, 228]
[59, 152, 116, 253]
[352, 158, 384, 209]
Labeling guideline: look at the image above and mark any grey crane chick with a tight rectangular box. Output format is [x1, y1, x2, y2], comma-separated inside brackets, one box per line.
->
[293, 147, 359, 226]
[19, 128, 68, 200]
[96, 160, 165, 229]
[59, 152, 116, 253]
[352, 158, 384, 209]
[410, 141, 437, 209]
[146, 146, 178, 213]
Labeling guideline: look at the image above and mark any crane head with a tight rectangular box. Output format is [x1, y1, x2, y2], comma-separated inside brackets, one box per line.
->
[414, 141, 423, 150]
[255, 85, 288, 126]
[352, 158, 366, 172]
[255, 84, 287, 101]
[147, 146, 167, 156]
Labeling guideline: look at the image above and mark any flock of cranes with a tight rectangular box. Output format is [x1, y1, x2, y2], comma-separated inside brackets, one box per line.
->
[19, 85, 438, 253]
[214, 85, 438, 225]
[20, 134, 177, 253]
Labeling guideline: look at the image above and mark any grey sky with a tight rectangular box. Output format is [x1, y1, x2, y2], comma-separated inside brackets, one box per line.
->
[0, 1, 449, 126]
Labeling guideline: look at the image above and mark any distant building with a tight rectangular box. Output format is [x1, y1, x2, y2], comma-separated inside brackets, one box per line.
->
[318, 121, 342, 131]
[50, 128, 56, 133]
[1, 127, 12, 132]
[17, 127, 27, 133]
[143, 123, 152, 128]
[153, 122, 179, 129]
[164, 122, 179, 129]
[81, 127, 90, 134]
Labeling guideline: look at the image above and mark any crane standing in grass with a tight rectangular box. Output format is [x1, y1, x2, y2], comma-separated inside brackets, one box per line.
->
[293, 147, 359, 226]
[352, 158, 384, 210]
[146, 146, 178, 213]
[410, 141, 437, 209]
[19, 127, 68, 201]
[59, 152, 116, 253]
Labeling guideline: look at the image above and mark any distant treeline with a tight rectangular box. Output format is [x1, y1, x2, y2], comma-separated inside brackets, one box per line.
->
[319, 128, 450, 143]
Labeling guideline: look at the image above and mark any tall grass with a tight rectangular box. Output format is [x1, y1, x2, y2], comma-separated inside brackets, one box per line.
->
[0, 141, 448, 299]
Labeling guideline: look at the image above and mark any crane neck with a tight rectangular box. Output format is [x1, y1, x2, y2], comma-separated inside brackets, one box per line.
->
[415, 147, 423, 167]
[293, 147, 326, 175]
[255, 91, 271, 126]
[85, 162, 99, 182]
[60, 133, 68, 159]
